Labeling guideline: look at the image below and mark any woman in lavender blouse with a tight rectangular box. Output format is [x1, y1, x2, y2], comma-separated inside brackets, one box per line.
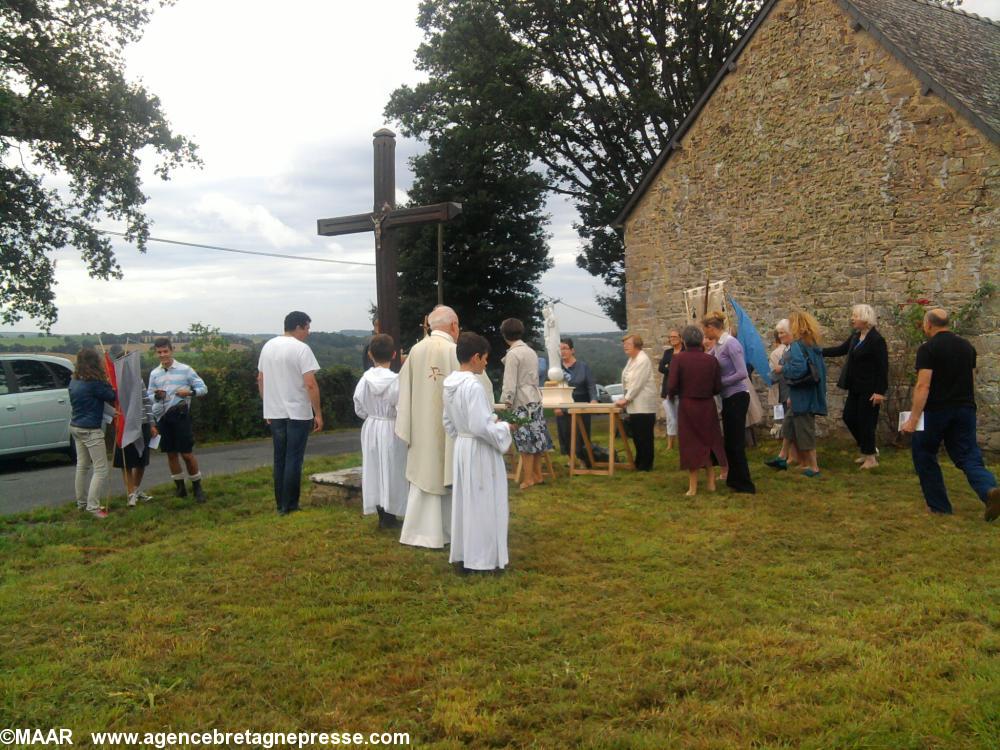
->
[702, 311, 756, 494]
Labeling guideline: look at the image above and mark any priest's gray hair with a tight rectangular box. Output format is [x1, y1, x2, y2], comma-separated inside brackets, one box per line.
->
[428, 305, 458, 331]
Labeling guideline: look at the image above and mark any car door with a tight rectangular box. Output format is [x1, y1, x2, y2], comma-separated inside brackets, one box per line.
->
[0, 363, 26, 455]
[9, 359, 68, 451]
[46, 360, 74, 449]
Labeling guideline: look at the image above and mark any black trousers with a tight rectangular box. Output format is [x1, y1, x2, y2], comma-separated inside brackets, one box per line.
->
[721, 392, 755, 493]
[629, 413, 656, 471]
[556, 411, 592, 456]
[843, 392, 880, 455]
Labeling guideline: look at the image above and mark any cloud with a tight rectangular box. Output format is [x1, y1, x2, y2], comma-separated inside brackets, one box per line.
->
[195, 193, 309, 249]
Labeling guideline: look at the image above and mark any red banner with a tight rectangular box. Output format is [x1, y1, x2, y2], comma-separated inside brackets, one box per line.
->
[104, 352, 124, 447]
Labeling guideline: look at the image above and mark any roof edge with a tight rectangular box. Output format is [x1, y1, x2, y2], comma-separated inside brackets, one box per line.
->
[614, 0, 1000, 230]
[836, 0, 1000, 147]
[612, 0, 782, 229]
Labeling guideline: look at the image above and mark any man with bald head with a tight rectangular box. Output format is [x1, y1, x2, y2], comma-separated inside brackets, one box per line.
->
[902, 308, 999, 521]
[395, 305, 462, 547]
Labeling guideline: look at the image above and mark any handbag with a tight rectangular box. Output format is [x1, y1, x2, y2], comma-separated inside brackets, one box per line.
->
[785, 346, 821, 387]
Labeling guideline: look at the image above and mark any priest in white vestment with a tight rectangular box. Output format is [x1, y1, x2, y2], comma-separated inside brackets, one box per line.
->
[353, 334, 408, 524]
[395, 306, 462, 548]
[443, 333, 513, 571]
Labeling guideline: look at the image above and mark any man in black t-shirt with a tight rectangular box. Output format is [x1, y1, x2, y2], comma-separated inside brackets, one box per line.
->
[901, 308, 999, 521]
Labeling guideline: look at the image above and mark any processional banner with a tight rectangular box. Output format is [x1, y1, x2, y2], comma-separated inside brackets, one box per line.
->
[683, 281, 727, 323]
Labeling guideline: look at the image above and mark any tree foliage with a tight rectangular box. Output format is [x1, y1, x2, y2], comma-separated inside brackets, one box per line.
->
[1, 0, 199, 328]
[392, 121, 552, 372]
[387, 0, 763, 327]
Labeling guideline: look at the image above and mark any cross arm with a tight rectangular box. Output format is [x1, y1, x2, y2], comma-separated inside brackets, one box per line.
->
[382, 202, 462, 230]
[317, 212, 375, 237]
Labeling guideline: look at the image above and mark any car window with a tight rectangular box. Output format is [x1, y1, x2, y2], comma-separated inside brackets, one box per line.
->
[48, 362, 72, 388]
[0, 366, 8, 395]
[11, 359, 58, 392]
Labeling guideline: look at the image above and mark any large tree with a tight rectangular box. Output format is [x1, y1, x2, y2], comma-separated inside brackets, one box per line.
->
[393, 124, 551, 370]
[388, 0, 763, 327]
[1, 0, 198, 328]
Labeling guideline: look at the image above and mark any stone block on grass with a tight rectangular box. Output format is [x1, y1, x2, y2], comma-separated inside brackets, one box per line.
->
[309, 467, 363, 508]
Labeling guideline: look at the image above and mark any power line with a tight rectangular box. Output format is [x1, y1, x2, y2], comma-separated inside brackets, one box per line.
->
[97, 229, 376, 267]
[546, 297, 615, 322]
[99, 228, 615, 321]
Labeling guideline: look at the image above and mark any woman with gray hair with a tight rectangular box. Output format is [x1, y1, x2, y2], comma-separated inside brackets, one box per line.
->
[822, 303, 889, 470]
[667, 325, 727, 495]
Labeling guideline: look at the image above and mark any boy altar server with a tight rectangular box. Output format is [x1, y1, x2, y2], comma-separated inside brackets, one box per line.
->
[442, 333, 513, 572]
[353, 334, 408, 527]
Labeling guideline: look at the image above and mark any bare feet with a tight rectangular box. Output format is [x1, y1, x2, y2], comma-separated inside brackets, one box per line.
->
[684, 489, 696, 496]
[855, 456, 866, 464]
[519, 481, 534, 490]
[860, 457, 879, 470]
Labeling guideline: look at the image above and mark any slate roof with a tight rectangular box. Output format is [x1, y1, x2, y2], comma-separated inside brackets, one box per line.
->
[614, 0, 1000, 228]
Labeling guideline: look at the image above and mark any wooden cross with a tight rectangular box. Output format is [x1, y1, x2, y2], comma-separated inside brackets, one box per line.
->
[317, 128, 462, 361]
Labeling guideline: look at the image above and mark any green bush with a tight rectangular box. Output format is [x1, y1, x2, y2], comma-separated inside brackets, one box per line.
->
[158, 349, 361, 443]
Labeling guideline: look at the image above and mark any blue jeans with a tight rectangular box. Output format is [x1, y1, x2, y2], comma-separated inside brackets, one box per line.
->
[270, 418, 312, 513]
[911, 406, 996, 514]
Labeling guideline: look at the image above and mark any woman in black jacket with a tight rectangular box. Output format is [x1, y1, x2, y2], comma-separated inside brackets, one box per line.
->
[658, 328, 683, 450]
[822, 304, 889, 469]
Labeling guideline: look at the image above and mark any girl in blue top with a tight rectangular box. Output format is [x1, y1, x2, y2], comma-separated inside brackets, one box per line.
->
[69, 348, 117, 517]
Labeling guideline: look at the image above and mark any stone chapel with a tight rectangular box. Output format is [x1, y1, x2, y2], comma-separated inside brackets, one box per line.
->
[615, 0, 999, 445]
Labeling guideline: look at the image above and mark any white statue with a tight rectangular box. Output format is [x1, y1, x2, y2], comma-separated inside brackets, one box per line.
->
[542, 303, 563, 383]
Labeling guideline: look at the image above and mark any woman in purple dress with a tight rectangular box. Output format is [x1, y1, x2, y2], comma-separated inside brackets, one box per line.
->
[667, 326, 727, 496]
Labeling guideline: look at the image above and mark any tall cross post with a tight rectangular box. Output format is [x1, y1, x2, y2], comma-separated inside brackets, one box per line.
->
[317, 128, 462, 364]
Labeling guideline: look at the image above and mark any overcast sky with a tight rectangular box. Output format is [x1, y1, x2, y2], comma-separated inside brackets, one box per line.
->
[6, 0, 998, 337]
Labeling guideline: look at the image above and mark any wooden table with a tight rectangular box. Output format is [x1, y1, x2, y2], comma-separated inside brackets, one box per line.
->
[567, 403, 635, 477]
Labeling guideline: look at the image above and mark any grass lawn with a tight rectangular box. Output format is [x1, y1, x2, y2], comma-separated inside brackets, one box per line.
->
[1, 437, 998, 749]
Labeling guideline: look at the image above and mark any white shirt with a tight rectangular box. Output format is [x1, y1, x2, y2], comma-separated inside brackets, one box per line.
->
[258, 335, 321, 420]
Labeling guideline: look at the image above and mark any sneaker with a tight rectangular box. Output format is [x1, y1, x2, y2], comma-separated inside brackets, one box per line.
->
[127, 492, 138, 507]
[765, 456, 788, 470]
[985, 487, 1000, 523]
[136, 491, 153, 502]
[89, 509, 109, 519]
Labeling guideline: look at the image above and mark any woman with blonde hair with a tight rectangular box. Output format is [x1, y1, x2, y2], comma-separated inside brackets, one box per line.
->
[776, 311, 827, 477]
[615, 333, 659, 471]
[702, 311, 755, 493]
[822, 303, 888, 469]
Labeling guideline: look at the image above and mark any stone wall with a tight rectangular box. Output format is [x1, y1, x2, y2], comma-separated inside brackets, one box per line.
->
[624, 0, 999, 446]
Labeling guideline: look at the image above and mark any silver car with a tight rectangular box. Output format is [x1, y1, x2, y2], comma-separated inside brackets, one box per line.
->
[0, 354, 75, 459]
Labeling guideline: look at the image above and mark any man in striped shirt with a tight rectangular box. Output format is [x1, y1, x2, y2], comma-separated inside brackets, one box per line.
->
[148, 337, 209, 502]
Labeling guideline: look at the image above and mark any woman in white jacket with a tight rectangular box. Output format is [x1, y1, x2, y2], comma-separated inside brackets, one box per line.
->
[615, 334, 659, 471]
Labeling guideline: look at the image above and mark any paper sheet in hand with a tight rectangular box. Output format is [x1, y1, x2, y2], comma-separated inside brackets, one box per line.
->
[898, 411, 924, 431]
[148, 434, 162, 450]
[773, 404, 785, 420]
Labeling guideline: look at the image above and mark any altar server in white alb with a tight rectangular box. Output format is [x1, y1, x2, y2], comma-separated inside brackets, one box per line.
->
[395, 306, 462, 548]
[443, 332, 513, 573]
[353, 333, 408, 528]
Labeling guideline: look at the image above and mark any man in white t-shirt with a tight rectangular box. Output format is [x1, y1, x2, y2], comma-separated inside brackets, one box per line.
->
[257, 311, 322, 515]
